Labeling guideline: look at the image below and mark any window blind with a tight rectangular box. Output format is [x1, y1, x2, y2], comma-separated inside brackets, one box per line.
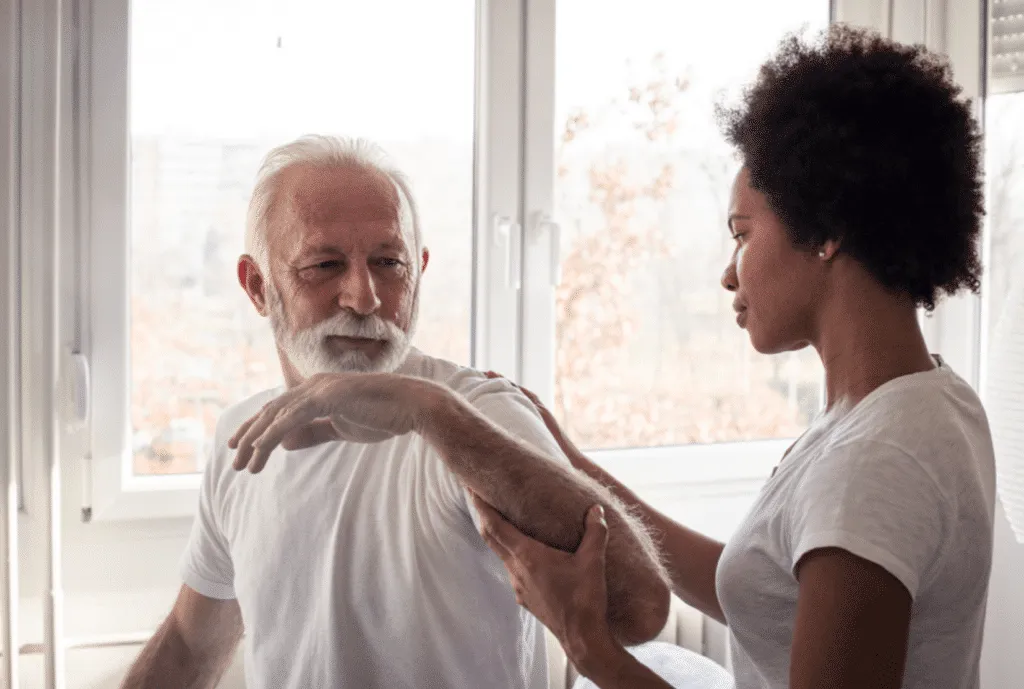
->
[992, 0, 1024, 94]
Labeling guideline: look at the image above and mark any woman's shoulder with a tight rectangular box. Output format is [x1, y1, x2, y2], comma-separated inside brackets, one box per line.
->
[816, 361, 995, 509]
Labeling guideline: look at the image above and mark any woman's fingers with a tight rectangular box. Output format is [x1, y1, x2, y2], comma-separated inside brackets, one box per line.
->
[469, 492, 519, 562]
[484, 370, 546, 409]
[577, 505, 610, 561]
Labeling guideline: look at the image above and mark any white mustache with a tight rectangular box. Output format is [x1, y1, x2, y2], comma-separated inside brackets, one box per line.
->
[308, 311, 401, 343]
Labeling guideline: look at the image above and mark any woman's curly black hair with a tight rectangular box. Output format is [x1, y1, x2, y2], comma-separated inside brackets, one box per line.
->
[717, 24, 984, 311]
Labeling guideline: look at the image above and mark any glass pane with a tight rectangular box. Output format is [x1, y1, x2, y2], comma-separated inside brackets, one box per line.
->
[985, 93, 1024, 367]
[129, 0, 475, 475]
[553, 0, 828, 451]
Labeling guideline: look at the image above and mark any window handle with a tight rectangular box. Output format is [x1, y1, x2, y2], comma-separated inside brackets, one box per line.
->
[531, 212, 562, 287]
[493, 214, 522, 290]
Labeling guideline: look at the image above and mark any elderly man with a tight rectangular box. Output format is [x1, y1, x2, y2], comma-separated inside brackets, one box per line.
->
[121, 135, 670, 689]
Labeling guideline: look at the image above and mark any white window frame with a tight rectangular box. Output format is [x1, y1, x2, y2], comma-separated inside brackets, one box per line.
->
[80, 0, 526, 521]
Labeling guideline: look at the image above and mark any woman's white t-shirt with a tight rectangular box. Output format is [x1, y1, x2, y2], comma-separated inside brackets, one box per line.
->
[716, 356, 996, 689]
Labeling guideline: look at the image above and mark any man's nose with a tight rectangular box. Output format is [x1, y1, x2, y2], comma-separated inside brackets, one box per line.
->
[336, 265, 381, 316]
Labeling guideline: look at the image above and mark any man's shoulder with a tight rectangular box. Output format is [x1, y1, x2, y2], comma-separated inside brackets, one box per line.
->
[211, 386, 284, 450]
[403, 349, 520, 403]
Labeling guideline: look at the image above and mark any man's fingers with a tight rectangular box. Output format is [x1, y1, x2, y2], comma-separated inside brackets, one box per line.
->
[281, 419, 339, 451]
[232, 403, 279, 470]
[247, 403, 315, 473]
[228, 416, 256, 450]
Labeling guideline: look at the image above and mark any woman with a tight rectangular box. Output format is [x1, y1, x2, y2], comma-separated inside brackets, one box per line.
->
[471, 24, 995, 689]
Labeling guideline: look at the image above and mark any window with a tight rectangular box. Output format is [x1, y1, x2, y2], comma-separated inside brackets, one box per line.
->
[985, 94, 1024, 330]
[983, 0, 1024, 539]
[125, 0, 475, 476]
[547, 0, 828, 451]
[85, 0, 480, 518]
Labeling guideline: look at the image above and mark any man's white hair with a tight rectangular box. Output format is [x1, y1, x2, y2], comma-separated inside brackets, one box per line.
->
[244, 134, 423, 274]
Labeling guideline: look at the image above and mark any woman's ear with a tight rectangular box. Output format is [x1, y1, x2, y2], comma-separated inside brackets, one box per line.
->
[818, 238, 841, 261]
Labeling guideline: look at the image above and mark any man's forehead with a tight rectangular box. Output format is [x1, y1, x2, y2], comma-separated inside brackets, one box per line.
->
[280, 164, 400, 222]
[269, 164, 416, 254]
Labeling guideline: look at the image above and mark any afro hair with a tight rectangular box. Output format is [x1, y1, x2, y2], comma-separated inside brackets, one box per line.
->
[717, 24, 984, 311]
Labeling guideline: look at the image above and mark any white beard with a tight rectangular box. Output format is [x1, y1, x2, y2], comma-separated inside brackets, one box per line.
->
[266, 283, 418, 377]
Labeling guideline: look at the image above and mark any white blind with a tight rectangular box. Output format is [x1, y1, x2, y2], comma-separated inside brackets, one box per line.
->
[992, 0, 1024, 94]
[989, 279, 1024, 544]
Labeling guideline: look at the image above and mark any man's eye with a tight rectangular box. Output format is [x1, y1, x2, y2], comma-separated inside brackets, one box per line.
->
[313, 260, 341, 270]
[377, 258, 404, 268]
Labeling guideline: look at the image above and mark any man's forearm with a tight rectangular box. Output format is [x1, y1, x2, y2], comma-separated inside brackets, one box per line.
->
[120, 618, 224, 689]
[570, 450, 727, 624]
[418, 386, 671, 644]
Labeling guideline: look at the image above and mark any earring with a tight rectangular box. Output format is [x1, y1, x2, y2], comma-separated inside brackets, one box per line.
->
[818, 250, 827, 258]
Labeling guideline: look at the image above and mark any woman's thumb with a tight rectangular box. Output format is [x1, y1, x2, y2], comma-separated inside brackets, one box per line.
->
[578, 504, 609, 559]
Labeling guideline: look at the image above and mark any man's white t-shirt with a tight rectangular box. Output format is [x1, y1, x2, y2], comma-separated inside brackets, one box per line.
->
[716, 356, 996, 689]
[181, 348, 570, 689]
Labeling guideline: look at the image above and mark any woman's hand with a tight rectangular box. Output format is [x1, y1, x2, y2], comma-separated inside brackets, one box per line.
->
[469, 492, 623, 677]
[483, 371, 586, 467]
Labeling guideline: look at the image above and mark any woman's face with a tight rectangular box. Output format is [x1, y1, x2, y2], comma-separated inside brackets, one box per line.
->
[721, 168, 826, 354]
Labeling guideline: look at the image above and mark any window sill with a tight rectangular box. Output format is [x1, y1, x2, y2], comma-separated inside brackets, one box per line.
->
[88, 452, 200, 522]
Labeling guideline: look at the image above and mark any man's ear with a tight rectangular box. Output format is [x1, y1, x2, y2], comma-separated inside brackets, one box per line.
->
[420, 247, 430, 275]
[238, 255, 269, 316]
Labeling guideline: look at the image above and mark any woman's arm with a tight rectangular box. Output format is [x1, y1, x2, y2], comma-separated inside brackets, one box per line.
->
[492, 374, 727, 624]
[790, 548, 912, 689]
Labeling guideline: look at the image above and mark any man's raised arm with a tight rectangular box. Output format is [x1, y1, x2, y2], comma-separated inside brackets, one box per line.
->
[418, 382, 671, 645]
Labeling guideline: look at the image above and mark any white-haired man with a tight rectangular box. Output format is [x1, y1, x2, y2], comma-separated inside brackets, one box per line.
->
[121, 135, 670, 689]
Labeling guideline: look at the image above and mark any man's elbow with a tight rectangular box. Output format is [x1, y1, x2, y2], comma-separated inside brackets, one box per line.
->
[613, 577, 672, 646]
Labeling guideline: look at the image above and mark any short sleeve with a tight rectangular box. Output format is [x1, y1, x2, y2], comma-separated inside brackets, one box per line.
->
[444, 376, 573, 531]
[788, 440, 949, 598]
[180, 449, 237, 600]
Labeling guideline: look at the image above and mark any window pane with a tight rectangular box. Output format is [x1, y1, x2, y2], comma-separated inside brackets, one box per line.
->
[129, 0, 475, 475]
[986, 93, 1024, 363]
[553, 0, 828, 451]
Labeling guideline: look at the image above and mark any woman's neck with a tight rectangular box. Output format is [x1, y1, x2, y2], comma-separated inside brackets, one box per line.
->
[815, 290, 936, 412]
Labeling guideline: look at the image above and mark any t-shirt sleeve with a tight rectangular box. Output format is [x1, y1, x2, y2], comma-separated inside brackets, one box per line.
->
[179, 449, 237, 600]
[788, 440, 949, 598]
[445, 376, 574, 531]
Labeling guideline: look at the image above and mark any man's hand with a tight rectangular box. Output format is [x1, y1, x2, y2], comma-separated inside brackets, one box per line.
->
[228, 372, 437, 473]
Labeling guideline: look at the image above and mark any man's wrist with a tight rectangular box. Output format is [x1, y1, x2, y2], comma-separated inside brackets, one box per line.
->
[405, 376, 459, 435]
